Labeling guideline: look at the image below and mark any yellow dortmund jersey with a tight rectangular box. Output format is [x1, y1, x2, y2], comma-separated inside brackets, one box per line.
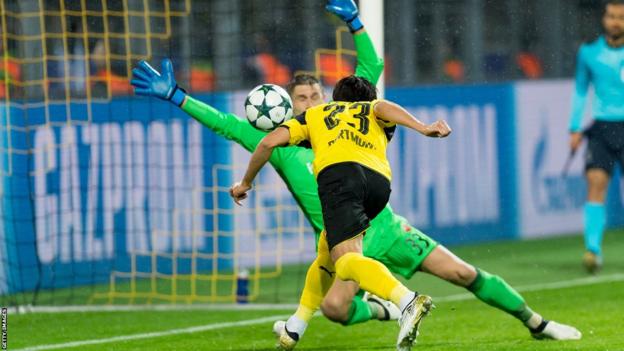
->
[281, 100, 396, 180]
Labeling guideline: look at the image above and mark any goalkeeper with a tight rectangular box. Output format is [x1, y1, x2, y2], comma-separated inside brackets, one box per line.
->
[130, 0, 580, 342]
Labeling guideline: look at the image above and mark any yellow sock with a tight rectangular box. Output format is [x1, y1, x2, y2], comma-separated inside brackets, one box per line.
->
[335, 252, 412, 307]
[296, 231, 335, 322]
[293, 305, 315, 323]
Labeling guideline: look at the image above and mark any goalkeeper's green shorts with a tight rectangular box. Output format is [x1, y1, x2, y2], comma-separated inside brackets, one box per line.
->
[373, 226, 438, 280]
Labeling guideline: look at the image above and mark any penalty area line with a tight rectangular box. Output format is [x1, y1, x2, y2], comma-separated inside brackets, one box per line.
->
[436, 272, 624, 302]
[15, 303, 299, 314]
[13, 314, 291, 351]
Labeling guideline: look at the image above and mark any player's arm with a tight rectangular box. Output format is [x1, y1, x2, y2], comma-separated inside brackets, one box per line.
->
[230, 127, 291, 205]
[326, 0, 384, 85]
[230, 113, 310, 204]
[181, 97, 267, 152]
[569, 46, 590, 151]
[130, 59, 266, 153]
[373, 100, 452, 138]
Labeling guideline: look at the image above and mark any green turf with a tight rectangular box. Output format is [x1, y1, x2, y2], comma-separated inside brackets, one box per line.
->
[14, 228, 624, 306]
[9, 229, 624, 350]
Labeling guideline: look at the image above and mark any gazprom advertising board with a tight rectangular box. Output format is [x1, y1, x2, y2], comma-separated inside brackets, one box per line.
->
[1, 95, 232, 293]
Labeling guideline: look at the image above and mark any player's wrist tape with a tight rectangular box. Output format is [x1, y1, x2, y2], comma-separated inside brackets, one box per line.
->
[346, 16, 363, 32]
[169, 85, 187, 106]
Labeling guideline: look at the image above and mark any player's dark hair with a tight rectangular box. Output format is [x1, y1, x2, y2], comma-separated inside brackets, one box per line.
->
[332, 75, 377, 102]
[286, 74, 320, 95]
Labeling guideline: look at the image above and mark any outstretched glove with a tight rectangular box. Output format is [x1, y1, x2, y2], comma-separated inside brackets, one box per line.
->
[325, 0, 363, 33]
[131, 59, 187, 106]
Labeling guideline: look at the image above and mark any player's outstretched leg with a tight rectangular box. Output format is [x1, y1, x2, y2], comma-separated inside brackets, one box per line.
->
[333, 250, 432, 350]
[468, 268, 582, 341]
[274, 232, 335, 350]
[272, 284, 401, 346]
[320, 281, 401, 325]
[420, 245, 581, 341]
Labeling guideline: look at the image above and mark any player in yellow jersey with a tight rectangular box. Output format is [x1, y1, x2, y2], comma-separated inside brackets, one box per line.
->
[230, 75, 451, 350]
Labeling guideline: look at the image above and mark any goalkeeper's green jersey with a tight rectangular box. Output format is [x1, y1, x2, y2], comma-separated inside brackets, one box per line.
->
[182, 31, 401, 258]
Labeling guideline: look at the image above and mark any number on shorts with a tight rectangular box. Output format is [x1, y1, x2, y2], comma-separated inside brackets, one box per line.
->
[405, 230, 431, 256]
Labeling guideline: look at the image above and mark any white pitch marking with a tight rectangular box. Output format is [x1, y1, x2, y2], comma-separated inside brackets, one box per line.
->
[15, 273, 624, 314]
[13, 314, 290, 351]
[435, 273, 624, 302]
[12, 273, 624, 351]
[10, 303, 299, 314]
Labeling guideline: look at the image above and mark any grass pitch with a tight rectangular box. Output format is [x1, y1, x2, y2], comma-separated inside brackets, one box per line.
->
[10, 229, 624, 351]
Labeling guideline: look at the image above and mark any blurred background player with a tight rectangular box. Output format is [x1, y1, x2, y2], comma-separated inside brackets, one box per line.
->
[230, 76, 452, 350]
[131, 0, 581, 346]
[569, 0, 624, 274]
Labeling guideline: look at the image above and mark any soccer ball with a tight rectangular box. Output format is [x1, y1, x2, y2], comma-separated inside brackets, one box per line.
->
[244, 84, 293, 131]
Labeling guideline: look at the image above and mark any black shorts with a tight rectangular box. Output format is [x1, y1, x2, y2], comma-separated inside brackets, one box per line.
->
[317, 162, 391, 250]
[585, 120, 624, 175]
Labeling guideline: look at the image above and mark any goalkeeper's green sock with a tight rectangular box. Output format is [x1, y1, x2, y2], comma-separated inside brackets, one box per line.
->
[467, 268, 543, 329]
[343, 296, 374, 325]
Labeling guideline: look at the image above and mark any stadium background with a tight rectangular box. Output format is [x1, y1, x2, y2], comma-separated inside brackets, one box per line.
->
[0, 0, 623, 344]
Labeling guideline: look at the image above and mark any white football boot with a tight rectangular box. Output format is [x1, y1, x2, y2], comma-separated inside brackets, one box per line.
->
[272, 320, 299, 350]
[272, 320, 286, 338]
[396, 294, 434, 351]
[531, 320, 582, 340]
[364, 292, 401, 321]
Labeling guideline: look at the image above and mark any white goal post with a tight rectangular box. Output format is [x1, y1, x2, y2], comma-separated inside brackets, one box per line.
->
[360, 0, 385, 98]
